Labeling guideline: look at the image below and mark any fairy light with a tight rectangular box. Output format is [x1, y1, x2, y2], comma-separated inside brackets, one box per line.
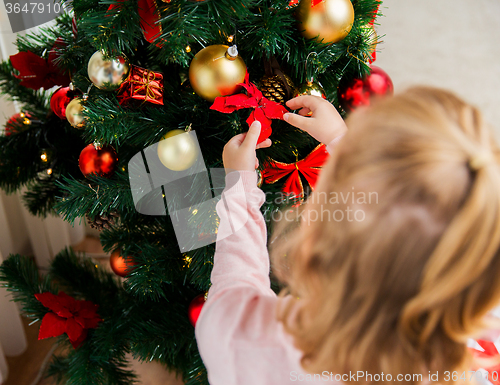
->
[19, 112, 25, 118]
[23, 118, 31, 125]
[40, 152, 48, 162]
[183, 255, 192, 268]
[227, 35, 234, 43]
[46, 168, 53, 175]
[185, 45, 191, 53]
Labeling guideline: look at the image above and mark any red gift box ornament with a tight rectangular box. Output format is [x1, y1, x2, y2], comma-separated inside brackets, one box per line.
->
[210, 72, 288, 144]
[262, 144, 329, 198]
[35, 291, 102, 349]
[117, 65, 164, 105]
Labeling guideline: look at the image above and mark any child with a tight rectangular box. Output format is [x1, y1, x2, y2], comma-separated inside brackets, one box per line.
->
[195, 87, 500, 384]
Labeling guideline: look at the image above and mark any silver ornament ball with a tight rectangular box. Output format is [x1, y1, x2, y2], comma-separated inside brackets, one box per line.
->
[87, 51, 130, 91]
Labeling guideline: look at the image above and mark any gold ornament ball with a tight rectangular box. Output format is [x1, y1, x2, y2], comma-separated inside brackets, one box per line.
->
[157, 129, 198, 171]
[189, 45, 247, 101]
[65, 98, 85, 128]
[294, 81, 327, 99]
[297, 0, 355, 44]
[87, 51, 130, 91]
[294, 81, 327, 116]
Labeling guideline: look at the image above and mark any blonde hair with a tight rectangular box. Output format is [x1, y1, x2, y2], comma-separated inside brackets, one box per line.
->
[271, 87, 500, 382]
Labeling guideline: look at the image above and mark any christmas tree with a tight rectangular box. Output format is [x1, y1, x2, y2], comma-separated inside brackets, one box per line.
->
[0, 0, 389, 383]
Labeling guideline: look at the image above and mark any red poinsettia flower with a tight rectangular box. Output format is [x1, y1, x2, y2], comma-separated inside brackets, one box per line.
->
[35, 291, 102, 349]
[210, 72, 288, 144]
[10, 48, 70, 90]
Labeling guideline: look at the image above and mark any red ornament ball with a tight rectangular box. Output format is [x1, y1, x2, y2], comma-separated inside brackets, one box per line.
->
[50, 87, 73, 119]
[338, 66, 393, 113]
[188, 294, 207, 327]
[79, 144, 118, 178]
[110, 250, 136, 277]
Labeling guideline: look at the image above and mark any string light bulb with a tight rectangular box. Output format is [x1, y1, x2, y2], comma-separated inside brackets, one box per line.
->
[185, 45, 191, 53]
[40, 152, 48, 162]
[46, 168, 53, 175]
[183, 255, 192, 268]
[23, 118, 31, 125]
[227, 35, 234, 43]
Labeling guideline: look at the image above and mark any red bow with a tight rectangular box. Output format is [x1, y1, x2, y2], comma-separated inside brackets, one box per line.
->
[35, 292, 102, 349]
[470, 339, 500, 384]
[262, 144, 329, 197]
[10, 48, 70, 90]
[210, 73, 288, 144]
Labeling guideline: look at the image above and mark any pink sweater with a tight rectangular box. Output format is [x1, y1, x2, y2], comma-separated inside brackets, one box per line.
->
[195, 139, 343, 384]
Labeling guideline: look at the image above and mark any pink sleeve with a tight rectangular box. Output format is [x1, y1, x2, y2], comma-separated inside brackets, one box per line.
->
[326, 134, 345, 154]
[205, 170, 274, 298]
[195, 171, 293, 384]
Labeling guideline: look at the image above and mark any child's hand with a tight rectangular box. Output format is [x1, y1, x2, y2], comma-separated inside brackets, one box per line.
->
[223, 121, 272, 173]
[284, 95, 347, 144]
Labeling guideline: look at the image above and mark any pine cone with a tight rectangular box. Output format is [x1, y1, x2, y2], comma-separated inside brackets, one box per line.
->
[258, 74, 295, 105]
[86, 212, 120, 231]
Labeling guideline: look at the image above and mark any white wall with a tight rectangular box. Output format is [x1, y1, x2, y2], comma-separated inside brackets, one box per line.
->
[376, 0, 500, 137]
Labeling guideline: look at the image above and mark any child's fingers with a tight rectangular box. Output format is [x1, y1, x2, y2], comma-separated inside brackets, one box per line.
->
[242, 121, 261, 149]
[283, 112, 312, 131]
[286, 95, 323, 111]
[225, 133, 247, 148]
[298, 107, 312, 116]
[256, 138, 272, 149]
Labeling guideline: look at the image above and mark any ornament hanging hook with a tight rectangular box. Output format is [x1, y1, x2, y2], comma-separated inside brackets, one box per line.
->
[305, 52, 318, 83]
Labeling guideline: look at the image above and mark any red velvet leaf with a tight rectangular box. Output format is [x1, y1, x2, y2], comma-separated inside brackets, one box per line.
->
[10, 50, 69, 89]
[261, 99, 288, 120]
[70, 329, 88, 349]
[65, 317, 84, 342]
[38, 312, 67, 340]
[225, 93, 258, 108]
[246, 109, 272, 143]
[35, 292, 70, 317]
[77, 300, 100, 318]
[56, 291, 79, 313]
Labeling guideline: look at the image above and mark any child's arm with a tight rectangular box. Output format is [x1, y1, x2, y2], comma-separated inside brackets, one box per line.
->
[207, 122, 273, 297]
[284, 95, 347, 150]
[196, 122, 286, 383]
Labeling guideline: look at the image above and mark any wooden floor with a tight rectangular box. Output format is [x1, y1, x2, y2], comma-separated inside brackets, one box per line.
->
[2, 236, 184, 385]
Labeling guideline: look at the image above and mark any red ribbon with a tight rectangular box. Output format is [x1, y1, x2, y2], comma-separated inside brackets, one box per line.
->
[262, 144, 329, 197]
[35, 292, 102, 349]
[210, 73, 288, 144]
[117, 65, 164, 105]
